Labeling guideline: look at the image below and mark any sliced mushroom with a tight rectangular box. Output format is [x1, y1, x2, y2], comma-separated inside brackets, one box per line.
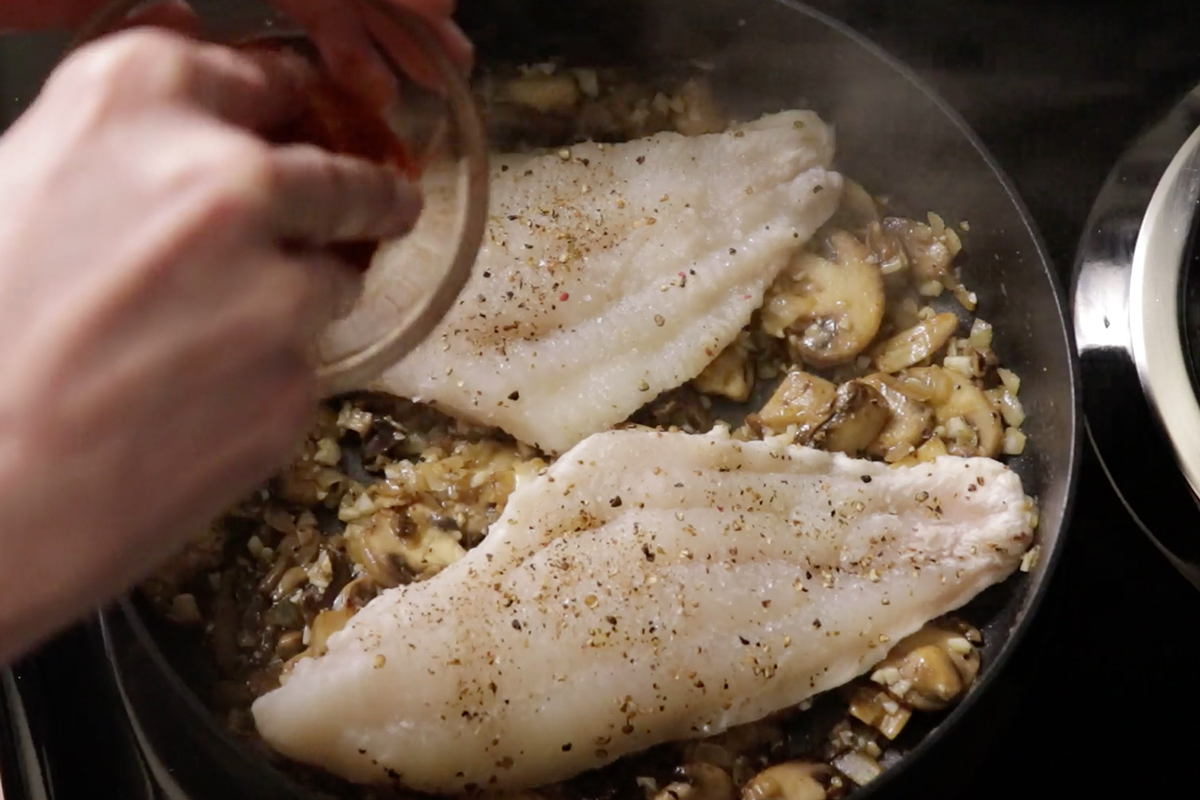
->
[280, 601, 365, 678]
[275, 630, 306, 661]
[761, 230, 885, 367]
[870, 624, 981, 711]
[872, 312, 959, 374]
[271, 566, 309, 602]
[934, 381, 1003, 458]
[890, 366, 956, 406]
[741, 762, 830, 800]
[653, 764, 736, 800]
[857, 373, 934, 462]
[331, 575, 377, 612]
[810, 380, 890, 456]
[694, 337, 755, 402]
[881, 216, 962, 291]
[865, 220, 908, 277]
[845, 683, 912, 740]
[500, 73, 580, 113]
[748, 370, 838, 438]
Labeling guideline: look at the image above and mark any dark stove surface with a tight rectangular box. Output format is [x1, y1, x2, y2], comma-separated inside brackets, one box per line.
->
[6, 1, 1200, 798]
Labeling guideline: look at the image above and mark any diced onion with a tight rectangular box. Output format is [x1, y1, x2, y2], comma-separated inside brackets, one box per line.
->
[943, 355, 974, 376]
[998, 367, 1021, 395]
[998, 391, 1026, 427]
[834, 751, 883, 786]
[968, 318, 993, 349]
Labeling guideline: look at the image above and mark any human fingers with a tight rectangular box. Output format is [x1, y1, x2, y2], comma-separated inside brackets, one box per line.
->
[270, 0, 399, 108]
[108, 0, 202, 37]
[380, 0, 474, 75]
[145, 343, 320, 551]
[57, 29, 309, 132]
[360, 5, 441, 92]
[264, 143, 423, 245]
[286, 249, 364, 334]
[377, 0, 474, 74]
[271, 0, 472, 107]
[361, 2, 474, 90]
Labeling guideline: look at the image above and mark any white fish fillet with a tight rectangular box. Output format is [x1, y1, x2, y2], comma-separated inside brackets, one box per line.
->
[252, 428, 1035, 793]
[349, 111, 842, 454]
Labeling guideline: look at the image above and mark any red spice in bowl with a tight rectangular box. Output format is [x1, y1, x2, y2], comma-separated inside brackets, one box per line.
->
[236, 35, 419, 271]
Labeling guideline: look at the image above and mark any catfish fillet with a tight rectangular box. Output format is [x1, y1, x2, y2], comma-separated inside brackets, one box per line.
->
[361, 110, 842, 454]
[252, 429, 1034, 792]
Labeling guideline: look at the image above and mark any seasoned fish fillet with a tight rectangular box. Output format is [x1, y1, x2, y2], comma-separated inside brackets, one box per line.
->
[353, 111, 842, 454]
[252, 428, 1035, 792]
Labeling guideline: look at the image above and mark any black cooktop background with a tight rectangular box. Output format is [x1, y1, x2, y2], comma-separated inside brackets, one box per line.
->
[6, 1, 1200, 797]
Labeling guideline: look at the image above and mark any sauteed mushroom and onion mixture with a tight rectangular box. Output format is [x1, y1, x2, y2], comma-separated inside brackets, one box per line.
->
[142, 64, 1038, 800]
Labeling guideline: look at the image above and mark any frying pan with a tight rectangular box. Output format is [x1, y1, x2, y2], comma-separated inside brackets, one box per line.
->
[94, 1, 1081, 798]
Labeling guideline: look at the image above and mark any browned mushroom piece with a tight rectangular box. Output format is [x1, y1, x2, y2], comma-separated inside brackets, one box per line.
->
[694, 336, 756, 402]
[275, 629, 306, 661]
[741, 762, 831, 800]
[281, 605, 356, 675]
[653, 763, 737, 800]
[500, 72, 581, 113]
[889, 365, 956, 406]
[871, 312, 960, 374]
[856, 373, 935, 462]
[748, 370, 838, 438]
[845, 683, 913, 740]
[881, 215, 962, 293]
[760, 230, 885, 367]
[934, 380, 1004, 458]
[869, 624, 982, 711]
[810, 380, 890, 456]
[331, 575, 378, 612]
[865, 220, 908, 279]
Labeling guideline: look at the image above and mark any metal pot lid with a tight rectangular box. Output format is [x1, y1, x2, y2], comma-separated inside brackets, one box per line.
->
[1073, 83, 1200, 587]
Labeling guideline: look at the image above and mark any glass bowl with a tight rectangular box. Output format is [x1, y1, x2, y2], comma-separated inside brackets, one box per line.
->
[70, 0, 489, 396]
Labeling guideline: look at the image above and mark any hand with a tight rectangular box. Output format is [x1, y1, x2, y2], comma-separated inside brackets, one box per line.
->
[272, 0, 474, 103]
[0, 28, 421, 664]
[1, 0, 473, 102]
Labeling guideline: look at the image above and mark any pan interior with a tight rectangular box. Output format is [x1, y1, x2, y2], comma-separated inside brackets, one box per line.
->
[103, 2, 1078, 799]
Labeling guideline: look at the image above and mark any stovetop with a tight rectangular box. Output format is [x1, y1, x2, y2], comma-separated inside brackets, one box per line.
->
[5, 1, 1200, 797]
